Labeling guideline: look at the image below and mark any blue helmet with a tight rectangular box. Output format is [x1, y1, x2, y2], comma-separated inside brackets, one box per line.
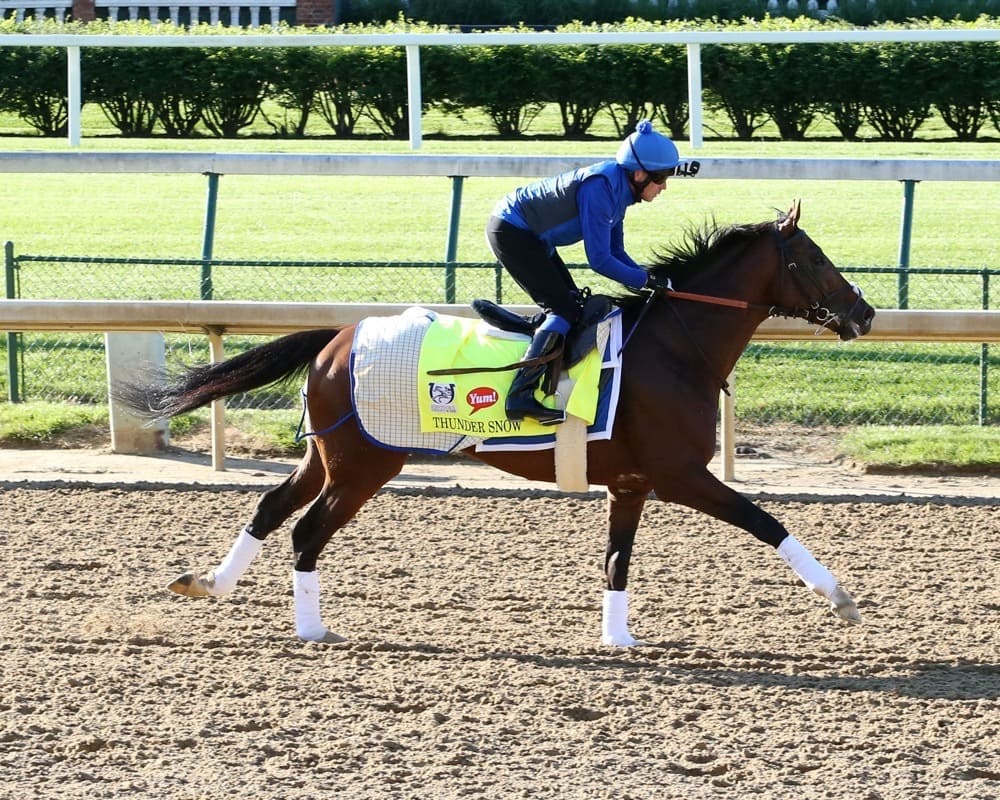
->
[615, 120, 679, 173]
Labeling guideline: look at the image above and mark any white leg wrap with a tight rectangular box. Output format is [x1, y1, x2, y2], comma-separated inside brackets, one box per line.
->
[601, 590, 642, 647]
[293, 569, 336, 642]
[208, 527, 264, 596]
[777, 535, 838, 598]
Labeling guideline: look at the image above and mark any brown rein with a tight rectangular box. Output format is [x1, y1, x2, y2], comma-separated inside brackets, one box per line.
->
[664, 289, 751, 311]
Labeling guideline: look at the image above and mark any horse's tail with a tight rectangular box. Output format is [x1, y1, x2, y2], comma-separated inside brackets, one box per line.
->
[118, 328, 341, 419]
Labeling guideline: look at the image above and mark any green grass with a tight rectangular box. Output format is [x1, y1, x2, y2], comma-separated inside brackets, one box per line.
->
[842, 425, 1000, 472]
[1, 105, 998, 269]
[0, 401, 108, 444]
[1, 106, 999, 469]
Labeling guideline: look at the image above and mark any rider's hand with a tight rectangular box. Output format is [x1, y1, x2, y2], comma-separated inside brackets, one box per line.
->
[645, 272, 673, 293]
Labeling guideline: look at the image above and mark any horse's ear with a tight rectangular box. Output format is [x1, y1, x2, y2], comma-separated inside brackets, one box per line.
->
[778, 199, 801, 235]
[789, 199, 801, 225]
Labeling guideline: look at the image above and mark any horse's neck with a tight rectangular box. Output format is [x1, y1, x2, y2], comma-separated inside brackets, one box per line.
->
[684, 239, 778, 360]
[663, 298, 767, 374]
[640, 258, 773, 381]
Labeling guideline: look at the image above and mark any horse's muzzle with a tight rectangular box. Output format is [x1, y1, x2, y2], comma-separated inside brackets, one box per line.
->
[838, 301, 875, 341]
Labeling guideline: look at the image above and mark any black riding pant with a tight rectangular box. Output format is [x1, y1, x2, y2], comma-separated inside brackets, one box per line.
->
[486, 216, 582, 325]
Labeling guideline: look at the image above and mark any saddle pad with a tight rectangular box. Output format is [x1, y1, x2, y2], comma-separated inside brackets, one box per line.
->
[350, 306, 622, 455]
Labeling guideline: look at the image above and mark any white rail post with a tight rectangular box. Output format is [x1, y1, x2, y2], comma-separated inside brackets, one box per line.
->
[719, 369, 736, 481]
[67, 45, 81, 147]
[686, 42, 703, 150]
[406, 44, 423, 150]
[207, 328, 226, 471]
[105, 332, 169, 453]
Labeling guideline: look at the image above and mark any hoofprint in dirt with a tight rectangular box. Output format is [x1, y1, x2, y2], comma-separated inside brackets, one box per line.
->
[1, 486, 997, 800]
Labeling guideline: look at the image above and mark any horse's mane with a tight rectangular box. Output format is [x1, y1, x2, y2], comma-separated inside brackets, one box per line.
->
[611, 215, 780, 310]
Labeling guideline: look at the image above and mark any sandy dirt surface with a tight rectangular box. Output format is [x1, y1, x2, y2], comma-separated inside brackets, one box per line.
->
[0, 456, 998, 799]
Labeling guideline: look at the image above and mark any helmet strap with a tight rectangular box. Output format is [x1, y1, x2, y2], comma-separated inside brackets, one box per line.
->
[628, 170, 653, 200]
[626, 138, 655, 200]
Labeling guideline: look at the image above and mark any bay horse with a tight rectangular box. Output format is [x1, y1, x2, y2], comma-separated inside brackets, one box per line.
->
[123, 201, 875, 646]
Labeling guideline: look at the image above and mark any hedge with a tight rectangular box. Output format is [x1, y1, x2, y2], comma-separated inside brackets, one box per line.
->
[1, 17, 998, 141]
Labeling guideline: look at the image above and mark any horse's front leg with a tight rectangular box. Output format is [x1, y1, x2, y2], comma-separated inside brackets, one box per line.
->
[602, 484, 649, 646]
[656, 466, 861, 624]
[168, 441, 325, 599]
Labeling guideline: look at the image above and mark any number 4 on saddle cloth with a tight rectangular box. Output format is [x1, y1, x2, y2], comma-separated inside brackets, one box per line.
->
[348, 303, 624, 455]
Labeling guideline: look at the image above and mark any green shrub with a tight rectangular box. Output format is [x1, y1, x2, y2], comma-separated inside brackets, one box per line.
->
[703, 42, 771, 139]
[200, 46, 278, 137]
[922, 18, 1000, 141]
[3, 17, 999, 143]
[312, 46, 370, 136]
[537, 43, 608, 137]
[859, 40, 936, 141]
[817, 42, 871, 140]
[0, 19, 73, 136]
[446, 37, 547, 136]
[83, 46, 162, 136]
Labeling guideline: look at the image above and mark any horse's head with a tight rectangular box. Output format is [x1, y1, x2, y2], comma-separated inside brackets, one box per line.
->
[771, 201, 875, 341]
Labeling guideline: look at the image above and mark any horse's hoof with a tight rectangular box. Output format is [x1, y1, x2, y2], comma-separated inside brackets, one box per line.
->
[601, 634, 649, 647]
[829, 586, 862, 624]
[298, 629, 348, 644]
[167, 571, 215, 598]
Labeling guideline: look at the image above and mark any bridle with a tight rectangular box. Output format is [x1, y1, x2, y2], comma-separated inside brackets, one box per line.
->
[626, 223, 867, 393]
[660, 226, 865, 333]
[771, 229, 866, 332]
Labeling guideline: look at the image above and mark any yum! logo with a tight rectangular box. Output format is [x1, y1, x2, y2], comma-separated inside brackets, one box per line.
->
[466, 386, 499, 414]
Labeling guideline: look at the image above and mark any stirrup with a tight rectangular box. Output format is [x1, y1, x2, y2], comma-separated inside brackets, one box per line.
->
[506, 394, 566, 426]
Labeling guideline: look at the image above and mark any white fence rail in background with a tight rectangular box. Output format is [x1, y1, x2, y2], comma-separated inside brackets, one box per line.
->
[2, 1, 72, 22]
[93, 0, 294, 26]
[0, 27, 998, 149]
[1, 300, 998, 474]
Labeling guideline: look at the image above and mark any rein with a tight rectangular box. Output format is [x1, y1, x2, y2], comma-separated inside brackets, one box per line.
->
[624, 226, 840, 395]
[658, 230, 853, 326]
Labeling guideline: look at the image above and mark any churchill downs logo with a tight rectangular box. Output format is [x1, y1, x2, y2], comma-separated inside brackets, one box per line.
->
[428, 382, 457, 413]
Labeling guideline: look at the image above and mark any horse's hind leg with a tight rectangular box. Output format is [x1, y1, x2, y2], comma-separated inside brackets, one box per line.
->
[168, 439, 326, 598]
[289, 434, 406, 643]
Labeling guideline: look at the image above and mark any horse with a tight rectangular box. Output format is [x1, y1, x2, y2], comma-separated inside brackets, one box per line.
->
[122, 201, 875, 646]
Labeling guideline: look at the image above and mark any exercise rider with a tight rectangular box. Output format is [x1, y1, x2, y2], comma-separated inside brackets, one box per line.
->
[486, 120, 681, 425]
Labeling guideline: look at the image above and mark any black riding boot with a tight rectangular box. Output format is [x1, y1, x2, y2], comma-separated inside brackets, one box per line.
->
[505, 330, 566, 426]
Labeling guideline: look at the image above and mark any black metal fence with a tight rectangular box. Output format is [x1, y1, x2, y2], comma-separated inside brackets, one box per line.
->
[3, 248, 997, 426]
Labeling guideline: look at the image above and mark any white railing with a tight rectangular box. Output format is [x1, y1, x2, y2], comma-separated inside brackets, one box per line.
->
[94, 0, 294, 27]
[1, 1, 72, 22]
[0, 27, 997, 149]
[3, 300, 996, 340]
[0, 0, 292, 26]
[1, 300, 997, 472]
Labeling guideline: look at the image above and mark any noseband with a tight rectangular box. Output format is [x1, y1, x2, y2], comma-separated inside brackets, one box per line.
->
[772, 229, 865, 331]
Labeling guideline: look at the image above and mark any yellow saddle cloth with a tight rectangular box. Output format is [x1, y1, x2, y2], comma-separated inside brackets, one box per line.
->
[349, 306, 621, 455]
[417, 313, 605, 439]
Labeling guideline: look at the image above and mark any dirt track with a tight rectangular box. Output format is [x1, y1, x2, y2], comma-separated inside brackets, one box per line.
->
[1, 484, 998, 799]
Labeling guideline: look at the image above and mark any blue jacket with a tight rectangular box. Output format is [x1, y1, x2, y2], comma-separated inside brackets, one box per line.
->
[492, 160, 647, 289]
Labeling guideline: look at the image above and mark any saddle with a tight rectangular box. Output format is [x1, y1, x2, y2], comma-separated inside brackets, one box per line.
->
[472, 294, 614, 375]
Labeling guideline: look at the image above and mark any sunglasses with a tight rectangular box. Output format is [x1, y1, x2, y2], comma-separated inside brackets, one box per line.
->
[647, 170, 670, 185]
